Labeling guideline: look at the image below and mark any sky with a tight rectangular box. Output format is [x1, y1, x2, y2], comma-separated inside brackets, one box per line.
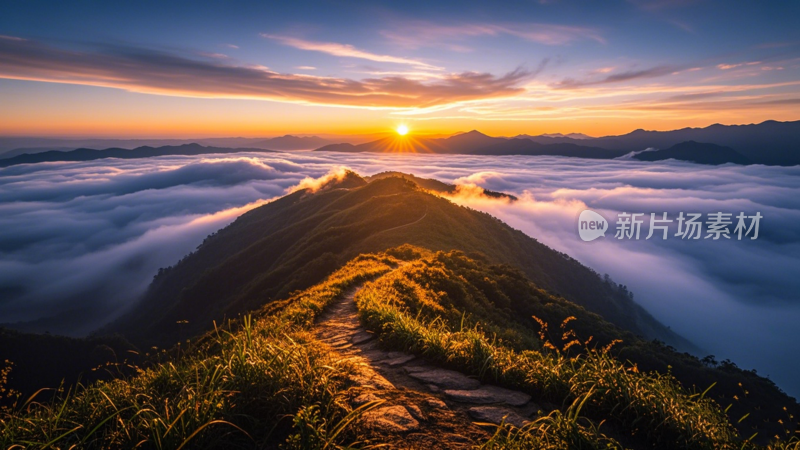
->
[1, 0, 800, 137]
[1, 152, 798, 397]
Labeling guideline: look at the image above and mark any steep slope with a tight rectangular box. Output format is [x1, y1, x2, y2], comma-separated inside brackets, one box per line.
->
[5, 248, 797, 449]
[109, 172, 691, 354]
[355, 249, 799, 445]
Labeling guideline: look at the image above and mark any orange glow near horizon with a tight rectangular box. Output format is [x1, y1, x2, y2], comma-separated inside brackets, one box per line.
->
[5, 109, 800, 140]
[1, 84, 799, 139]
[377, 135, 441, 153]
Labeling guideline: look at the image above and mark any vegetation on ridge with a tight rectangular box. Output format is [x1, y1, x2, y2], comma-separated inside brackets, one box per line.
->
[353, 248, 799, 447]
[0, 253, 401, 449]
[3, 171, 798, 449]
[2, 248, 798, 449]
[109, 173, 688, 356]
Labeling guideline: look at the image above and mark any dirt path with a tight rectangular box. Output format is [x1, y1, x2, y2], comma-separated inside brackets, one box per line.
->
[314, 282, 542, 449]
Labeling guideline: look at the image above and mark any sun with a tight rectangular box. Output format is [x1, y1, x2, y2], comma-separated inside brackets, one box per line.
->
[396, 124, 409, 136]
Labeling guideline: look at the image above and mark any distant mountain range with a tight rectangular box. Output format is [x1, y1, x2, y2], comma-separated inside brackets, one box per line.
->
[0, 135, 339, 158]
[518, 132, 594, 140]
[580, 120, 800, 165]
[630, 141, 751, 165]
[317, 120, 800, 165]
[316, 130, 630, 159]
[250, 135, 335, 150]
[1, 120, 798, 166]
[0, 143, 275, 168]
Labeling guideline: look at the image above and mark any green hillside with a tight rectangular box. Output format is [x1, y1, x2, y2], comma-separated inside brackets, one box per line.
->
[3, 248, 797, 449]
[108, 171, 690, 354]
[354, 248, 798, 444]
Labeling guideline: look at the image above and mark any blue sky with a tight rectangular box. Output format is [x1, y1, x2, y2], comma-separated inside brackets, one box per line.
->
[1, 0, 799, 137]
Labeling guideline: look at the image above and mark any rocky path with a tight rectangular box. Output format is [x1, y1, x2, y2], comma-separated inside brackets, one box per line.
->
[314, 283, 543, 449]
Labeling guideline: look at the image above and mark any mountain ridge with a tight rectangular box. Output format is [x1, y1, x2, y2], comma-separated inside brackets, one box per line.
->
[632, 141, 751, 165]
[7, 246, 798, 448]
[315, 120, 800, 165]
[4, 172, 798, 448]
[106, 171, 692, 355]
[0, 143, 275, 167]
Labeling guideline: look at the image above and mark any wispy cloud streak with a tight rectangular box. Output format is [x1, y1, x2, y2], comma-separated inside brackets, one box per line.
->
[382, 21, 605, 51]
[261, 34, 443, 70]
[0, 38, 528, 109]
[552, 65, 683, 89]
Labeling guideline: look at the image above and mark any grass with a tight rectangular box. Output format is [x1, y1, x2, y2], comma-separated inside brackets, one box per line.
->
[0, 253, 402, 449]
[479, 391, 623, 450]
[3, 247, 797, 449]
[353, 252, 798, 450]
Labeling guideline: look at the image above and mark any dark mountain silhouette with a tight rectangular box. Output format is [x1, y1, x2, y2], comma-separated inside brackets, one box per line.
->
[3, 120, 797, 166]
[317, 120, 800, 165]
[0, 137, 274, 156]
[316, 130, 627, 159]
[0, 143, 274, 168]
[440, 130, 503, 153]
[516, 132, 594, 141]
[553, 120, 800, 165]
[0, 147, 76, 158]
[251, 135, 334, 150]
[0, 328, 139, 403]
[632, 141, 751, 165]
[107, 171, 692, 353]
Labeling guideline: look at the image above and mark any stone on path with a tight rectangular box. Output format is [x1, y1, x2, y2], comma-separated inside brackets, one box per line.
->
[352, 369, 395, 390]
[444, 385, 531, 406]
[351, 331, 374, 344]
[360, 350, 388, 362]
[352, 392, 381, 406]
[468, 406, 529, 428]
[362, 405, 420, 432]
[383, 354, 415, 366]
[408, 368, 481, 390]
[424, 398, 448, 409]
[406, 404, 425, 421]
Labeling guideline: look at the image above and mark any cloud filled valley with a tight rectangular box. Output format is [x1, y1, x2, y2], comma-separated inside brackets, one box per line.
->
[1, 152, 798, 397]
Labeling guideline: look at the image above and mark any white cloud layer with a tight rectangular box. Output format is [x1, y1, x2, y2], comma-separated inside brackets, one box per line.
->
[0, 152, 798, 397]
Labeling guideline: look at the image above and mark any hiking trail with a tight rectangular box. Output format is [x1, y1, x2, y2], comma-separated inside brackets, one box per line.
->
[313, 279, 543, 449]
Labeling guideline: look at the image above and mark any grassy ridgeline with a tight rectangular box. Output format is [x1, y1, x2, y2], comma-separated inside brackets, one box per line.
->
[109, 173, 688, 354]
[1, 254, 400, 449]
[353, 248, 799, 449]
[3, 248, 798, 449]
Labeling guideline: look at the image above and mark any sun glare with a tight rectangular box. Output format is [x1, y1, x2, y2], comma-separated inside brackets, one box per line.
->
[396, 124, 409, 136]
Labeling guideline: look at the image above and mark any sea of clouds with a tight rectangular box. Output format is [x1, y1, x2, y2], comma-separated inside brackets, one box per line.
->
[1, 151, 798, 397]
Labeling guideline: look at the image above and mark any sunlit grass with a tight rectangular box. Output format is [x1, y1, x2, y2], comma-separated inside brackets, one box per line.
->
[353, 252, 788, 450]
[2, 247, 796, 449]
[0, 253, 402, 449]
